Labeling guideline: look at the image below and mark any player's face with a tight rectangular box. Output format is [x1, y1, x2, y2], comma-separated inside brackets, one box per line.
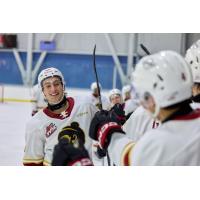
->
[110, 94, 122, 105]
[93, 88, 100, 97]
[42, 77, 64, 104]
[192, 83, 200, 96]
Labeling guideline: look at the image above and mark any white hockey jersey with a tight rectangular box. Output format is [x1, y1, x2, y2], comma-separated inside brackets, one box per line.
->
[23, 96, 98, 166]
[123, 105, 159, 142]
[109, 109, 200, 166]
[85, 94, 110, 110]
[123, 99, 139, 116]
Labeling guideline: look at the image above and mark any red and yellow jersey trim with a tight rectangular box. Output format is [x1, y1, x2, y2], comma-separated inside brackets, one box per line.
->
[23, 157, 44, 166]
[120, 142, 135, 166]
[43, 160, 51, 166]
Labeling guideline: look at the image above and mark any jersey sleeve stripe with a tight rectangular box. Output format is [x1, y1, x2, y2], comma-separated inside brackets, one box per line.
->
[43, 160, 51, 166]
[120, 142, 135, 166]
[23, 158, 44, 166]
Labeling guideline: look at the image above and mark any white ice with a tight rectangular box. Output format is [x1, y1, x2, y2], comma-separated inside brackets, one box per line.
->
[0, 102, 32, 166]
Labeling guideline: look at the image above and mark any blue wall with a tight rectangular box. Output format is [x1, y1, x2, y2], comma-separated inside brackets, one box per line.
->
[0, 52, 130, 89]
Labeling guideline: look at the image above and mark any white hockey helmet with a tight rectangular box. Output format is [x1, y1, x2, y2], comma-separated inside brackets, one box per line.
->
[122, 85, 131, 94]
[185, 40, 200, 83]
[38, 67, 65, 90]
[90, 82, 102, 91]
[108, 88, 122, 100]
[133, 50, 192, 116]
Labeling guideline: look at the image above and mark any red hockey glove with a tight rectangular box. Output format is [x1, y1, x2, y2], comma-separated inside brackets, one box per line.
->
[89, 110, 124, 150]
[109, 103, 126, 125]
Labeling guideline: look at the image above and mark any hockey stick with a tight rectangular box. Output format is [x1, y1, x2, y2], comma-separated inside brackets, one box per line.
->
[92, 45, 111, 166]
[140, 43, 151, 55]
[93, 45, 103, 110]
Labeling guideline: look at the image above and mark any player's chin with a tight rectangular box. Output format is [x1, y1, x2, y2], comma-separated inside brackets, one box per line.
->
[49, 96, 62, 104]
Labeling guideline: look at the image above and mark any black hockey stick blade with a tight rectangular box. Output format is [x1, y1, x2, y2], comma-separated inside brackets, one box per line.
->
[140, 43, 151, 55]
[93, 45, 103, 110]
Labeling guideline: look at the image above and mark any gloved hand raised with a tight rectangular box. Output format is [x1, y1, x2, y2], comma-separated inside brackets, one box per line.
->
[89, 110, 124, 150]
[52, 122, 92, 166]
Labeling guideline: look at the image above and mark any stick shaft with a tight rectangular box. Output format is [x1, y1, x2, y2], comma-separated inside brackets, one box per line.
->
[140, 43, 151, 55]
[93, 45, 103, 110]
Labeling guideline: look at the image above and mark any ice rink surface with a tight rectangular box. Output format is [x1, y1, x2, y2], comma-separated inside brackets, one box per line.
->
[0, 102, 32, 165]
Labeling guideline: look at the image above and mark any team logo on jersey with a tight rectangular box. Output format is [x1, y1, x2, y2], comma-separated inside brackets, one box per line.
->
[46, 123, 57, 138]
[60, 110, 69, 119]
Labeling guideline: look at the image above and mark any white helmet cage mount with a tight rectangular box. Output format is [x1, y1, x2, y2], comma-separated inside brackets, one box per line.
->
[38, 67, 65, 91]
[185, 40, 200, 83]
[132, 50, 193, 117]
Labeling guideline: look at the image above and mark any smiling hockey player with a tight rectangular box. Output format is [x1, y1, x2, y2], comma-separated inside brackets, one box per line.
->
[23, 67, 98, 166]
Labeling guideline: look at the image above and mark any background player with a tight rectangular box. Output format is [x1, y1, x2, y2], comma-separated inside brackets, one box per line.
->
[185, 40, 200, 109]
[122, 84, 139, 118]
[86, 82, 110, 110]
[31, 83, 47, 116]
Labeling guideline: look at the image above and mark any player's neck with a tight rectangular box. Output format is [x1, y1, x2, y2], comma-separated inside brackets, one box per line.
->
[52, 101, 69, 114]
[157, 107, 180, 123]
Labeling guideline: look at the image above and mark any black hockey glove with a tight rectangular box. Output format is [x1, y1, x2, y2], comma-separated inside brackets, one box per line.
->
[89, 110, 124, 150]
[52, 122, 92, 166]
[109, 103, 126, 125]
[52, 139, 92, 166]
[96, 146, 107, 158]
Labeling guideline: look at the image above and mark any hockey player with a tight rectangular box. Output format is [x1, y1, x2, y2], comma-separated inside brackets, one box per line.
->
[23, 67, 98, 166]
[122, 84, 133, 102]
[185, 40, 200, 109]
[108, 88, 123, 107]
[122, 84, 139, 119]
[31, 84, 47, 116]
[91, 88, 126, 166]
[86, 82, 110, 110]
[122, 82, 159, 142]
[89, 50, 200, 166]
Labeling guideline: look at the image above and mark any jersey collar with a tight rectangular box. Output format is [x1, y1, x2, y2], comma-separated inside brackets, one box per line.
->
[43, 97, 74, 119]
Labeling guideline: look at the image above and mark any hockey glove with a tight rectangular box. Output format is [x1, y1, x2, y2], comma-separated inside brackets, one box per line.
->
[52, 122, 92, 166]
[89, 110, 124, 150]
[109, 103, 126, 125]
[96, 145, 107, 158]
[52, 139, 92, 166]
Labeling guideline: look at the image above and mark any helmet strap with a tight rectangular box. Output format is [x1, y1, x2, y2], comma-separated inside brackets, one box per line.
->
[151, 103, 160, 119]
